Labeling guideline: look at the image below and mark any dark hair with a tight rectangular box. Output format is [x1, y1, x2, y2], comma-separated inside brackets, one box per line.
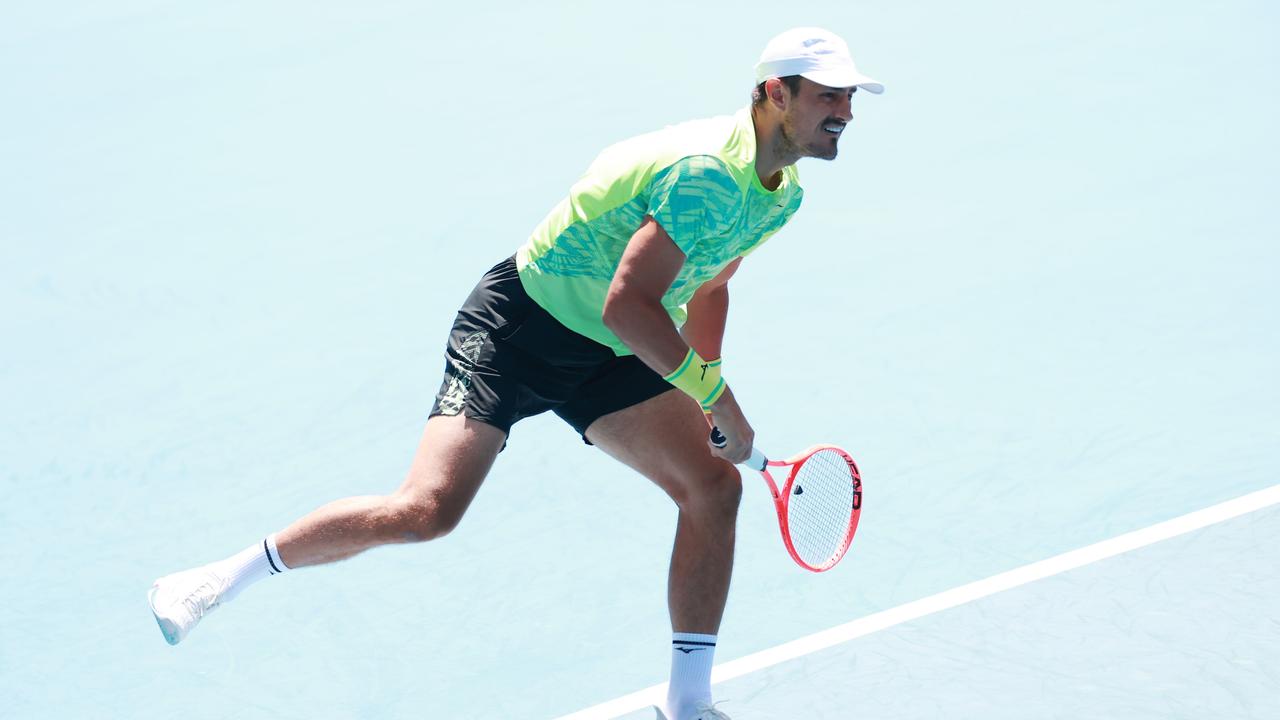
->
[752, 75, 803, 107]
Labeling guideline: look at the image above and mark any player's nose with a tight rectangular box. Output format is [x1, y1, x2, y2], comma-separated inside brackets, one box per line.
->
[836, 96, 854, 122]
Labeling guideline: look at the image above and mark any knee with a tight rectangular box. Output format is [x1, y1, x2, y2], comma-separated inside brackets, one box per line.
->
[380, 494, 464, 543]
[669, 463, 742, 517]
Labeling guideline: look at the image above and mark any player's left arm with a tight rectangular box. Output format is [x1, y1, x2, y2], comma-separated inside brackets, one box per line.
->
[681, 257, 742, 362]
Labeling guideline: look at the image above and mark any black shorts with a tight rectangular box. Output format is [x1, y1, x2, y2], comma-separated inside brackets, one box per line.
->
[428, 255, 675, 440]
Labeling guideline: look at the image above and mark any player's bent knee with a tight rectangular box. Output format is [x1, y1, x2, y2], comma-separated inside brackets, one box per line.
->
[670, 463, 742, 516]
[380, 495, 464, 543]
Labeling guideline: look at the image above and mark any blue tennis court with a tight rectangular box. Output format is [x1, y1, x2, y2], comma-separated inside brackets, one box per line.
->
[609, 499, 1280, 720]
[2, 2, 1277, 718]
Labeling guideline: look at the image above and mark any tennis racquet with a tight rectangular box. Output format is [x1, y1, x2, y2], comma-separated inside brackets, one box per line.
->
[711, 427, 863, 572]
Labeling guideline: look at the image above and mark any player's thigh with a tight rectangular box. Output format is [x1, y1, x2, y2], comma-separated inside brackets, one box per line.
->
[584, 390, 740, 509]
[391, 413, 507, 527]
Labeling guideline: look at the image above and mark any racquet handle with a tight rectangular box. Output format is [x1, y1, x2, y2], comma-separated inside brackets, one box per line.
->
[709, 427, 768, 471]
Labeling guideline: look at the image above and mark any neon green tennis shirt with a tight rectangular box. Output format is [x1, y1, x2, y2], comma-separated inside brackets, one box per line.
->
[515, 107, 804, 356]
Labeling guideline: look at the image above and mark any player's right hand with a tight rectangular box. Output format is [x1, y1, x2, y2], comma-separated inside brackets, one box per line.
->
[707, 386, 754, 464]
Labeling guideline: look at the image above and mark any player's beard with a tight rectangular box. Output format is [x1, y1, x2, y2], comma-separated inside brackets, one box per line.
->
[779, 110, 839, 161]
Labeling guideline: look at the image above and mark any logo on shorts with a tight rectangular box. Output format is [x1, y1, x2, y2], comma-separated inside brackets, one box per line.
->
[439, 330, 488, 415]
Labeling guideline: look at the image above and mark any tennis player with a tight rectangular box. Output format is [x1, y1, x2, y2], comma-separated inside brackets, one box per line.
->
[148, 27, 881, 720]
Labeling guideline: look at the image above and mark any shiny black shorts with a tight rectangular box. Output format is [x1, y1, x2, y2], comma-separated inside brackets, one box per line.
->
[428, 256, 675, 440]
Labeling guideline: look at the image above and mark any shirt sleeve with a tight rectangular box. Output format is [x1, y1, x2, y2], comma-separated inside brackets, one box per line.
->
[645, 156, 740, 256]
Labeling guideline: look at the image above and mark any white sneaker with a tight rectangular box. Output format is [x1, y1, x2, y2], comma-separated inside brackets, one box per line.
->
[147, 565, 228, 645]
[654, 704, 732, 720]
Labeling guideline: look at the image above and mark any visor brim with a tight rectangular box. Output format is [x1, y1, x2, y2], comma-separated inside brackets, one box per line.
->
[800, 68, 885, 94]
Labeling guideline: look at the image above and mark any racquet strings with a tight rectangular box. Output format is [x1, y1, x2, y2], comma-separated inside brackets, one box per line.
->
[786, 448, 858, 568]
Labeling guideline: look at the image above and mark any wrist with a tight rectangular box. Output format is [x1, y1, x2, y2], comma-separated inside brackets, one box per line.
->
[663, 349, 726, 409]
[701, 356, 721, 415]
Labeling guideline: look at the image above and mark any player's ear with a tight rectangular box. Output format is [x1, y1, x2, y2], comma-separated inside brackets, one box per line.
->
[766, 77, 788, 109]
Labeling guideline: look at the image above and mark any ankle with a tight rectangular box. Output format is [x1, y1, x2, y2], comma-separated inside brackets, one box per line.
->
[666, 632, 717, 719]
[215, 534, 289, 603]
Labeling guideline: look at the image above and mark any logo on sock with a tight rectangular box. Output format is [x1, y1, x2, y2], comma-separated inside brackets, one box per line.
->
[675, 646, 709, 654]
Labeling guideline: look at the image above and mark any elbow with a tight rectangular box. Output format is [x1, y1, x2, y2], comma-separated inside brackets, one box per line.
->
[601, 288, 628, 334]
[602, 284, 652, 338]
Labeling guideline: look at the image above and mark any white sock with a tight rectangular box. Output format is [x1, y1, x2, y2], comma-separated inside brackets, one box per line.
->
[665, 632, 717, 720]
[214, 533, 290, 603]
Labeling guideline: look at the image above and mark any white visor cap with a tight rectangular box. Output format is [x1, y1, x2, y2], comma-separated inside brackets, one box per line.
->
[754, 27, 884, 94]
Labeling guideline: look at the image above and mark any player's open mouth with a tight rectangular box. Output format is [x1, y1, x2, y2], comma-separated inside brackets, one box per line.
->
[822, 123, 845, 135]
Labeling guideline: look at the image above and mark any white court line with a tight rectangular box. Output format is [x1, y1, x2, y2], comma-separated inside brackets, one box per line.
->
[554, 483, 1280, 720]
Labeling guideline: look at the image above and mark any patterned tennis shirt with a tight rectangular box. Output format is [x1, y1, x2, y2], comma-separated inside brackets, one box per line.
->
[515, 107, 804, 355]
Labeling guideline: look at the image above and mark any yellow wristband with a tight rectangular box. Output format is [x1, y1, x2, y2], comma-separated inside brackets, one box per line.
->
[701, 358, 721, 415]
[663, 350, 726, 409]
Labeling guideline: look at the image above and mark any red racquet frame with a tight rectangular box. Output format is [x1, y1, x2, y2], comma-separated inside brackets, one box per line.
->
[745, 445, 863, 572]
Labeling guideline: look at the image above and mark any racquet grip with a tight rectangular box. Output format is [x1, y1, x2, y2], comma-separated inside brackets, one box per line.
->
[708, 427, 768, 471]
